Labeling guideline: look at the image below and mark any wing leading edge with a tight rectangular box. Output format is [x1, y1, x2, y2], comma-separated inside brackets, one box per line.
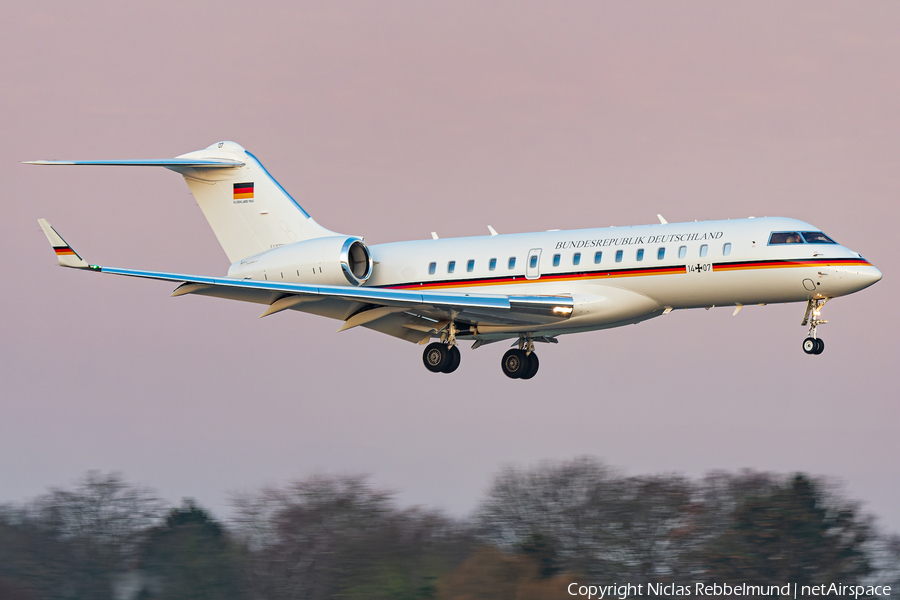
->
[37, 220, 574, 341]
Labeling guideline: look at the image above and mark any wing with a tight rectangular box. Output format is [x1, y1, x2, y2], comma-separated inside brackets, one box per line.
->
[38, 220, 574, 344]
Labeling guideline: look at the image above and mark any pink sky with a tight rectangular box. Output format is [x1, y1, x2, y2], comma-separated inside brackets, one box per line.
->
[2, 2, 898, 531]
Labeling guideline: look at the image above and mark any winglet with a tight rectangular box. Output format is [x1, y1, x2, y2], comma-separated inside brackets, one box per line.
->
[37, 219, 91, 269]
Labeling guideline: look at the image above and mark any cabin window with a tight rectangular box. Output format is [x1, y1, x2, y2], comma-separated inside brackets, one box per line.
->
[508, 257, 516, 269]
[428, 262, 436, 275]
[529, 255, 538, 269]
[769, 231, 804, 245]
[489, 258, 497, 271]
[467, 259, 475, 272]
[553, 254, 561, 267]
[700, 244, 708, 257]
[678, 246, 687, 259]
[636, 248, 644, 261]
[657, 247, 665, 260]
[447, 260, 456, 274]
[594, 251, 602, 264]
[615, 250, 623, 263]
[723, 242, 732, 256]
[801, 231, 837, 244]
[573, 252, 581, 266]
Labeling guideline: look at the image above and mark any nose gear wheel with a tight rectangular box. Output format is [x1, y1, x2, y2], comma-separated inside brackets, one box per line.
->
[802, 337, 824, 355]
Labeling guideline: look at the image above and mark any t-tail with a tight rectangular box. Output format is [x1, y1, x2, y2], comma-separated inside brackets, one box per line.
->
[27, 141, 337, 262]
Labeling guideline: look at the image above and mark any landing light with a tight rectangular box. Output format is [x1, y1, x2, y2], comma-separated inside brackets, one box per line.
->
[553, 306, 573, 314]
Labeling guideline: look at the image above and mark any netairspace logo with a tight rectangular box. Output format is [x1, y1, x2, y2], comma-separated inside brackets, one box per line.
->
[567, 582, 892, 599]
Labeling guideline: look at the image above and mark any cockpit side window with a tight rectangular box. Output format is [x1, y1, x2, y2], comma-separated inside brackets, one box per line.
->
[801, 231, 837, 244]
[769, 231, 804, 245]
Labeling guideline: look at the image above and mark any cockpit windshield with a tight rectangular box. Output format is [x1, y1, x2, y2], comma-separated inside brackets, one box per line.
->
[769, 232, 803, 244]
[800, 231, 837, 244]
[768, 231, 837, 245]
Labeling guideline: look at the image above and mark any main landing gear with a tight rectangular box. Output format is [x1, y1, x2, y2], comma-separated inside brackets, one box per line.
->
[801, 298, 828, 356]
[501, 338, 539, 380]
[423, 343, 461, 373]
[421, 325, 542, 379]
[422, 322, 461, 373]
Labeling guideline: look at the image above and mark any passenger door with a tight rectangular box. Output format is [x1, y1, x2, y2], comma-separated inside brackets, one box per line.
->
[526, 248, 542, 280]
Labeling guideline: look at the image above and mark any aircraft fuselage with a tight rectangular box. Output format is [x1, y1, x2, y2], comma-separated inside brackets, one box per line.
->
[228, 216, 880, 338]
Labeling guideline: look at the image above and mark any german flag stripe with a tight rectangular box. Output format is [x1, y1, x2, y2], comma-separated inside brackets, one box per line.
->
[233, 183, 254, 191]
[233, 192, 254, 199]
[714, 258, 869, 272]
[53, 247, 76, 256]
[380, 257, 872, 291]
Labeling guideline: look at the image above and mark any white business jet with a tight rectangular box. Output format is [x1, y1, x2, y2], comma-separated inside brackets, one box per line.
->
[31, 141, 882, 379]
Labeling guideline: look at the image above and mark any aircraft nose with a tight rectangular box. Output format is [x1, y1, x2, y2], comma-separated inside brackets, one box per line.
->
[861, 264, 883, 287]
[822, 262, 881, 295]
[844, 263, 882, 291]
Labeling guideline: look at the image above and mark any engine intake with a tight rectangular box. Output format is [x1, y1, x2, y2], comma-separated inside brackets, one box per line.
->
[341, 238, 373, 285]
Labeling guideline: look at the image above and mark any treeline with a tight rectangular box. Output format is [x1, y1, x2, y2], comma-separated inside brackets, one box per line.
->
[1, 458, 898, 599]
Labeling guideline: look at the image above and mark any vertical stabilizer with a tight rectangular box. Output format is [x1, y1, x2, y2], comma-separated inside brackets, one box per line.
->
[169, 142, 336, 262]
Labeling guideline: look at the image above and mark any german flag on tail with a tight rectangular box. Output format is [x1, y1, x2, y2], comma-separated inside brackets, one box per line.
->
[233, 182, 254, 200]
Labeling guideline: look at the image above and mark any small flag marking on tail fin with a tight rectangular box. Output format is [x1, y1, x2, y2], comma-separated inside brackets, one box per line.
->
[54, 246, 76, 256]
[233, 182, 254, 200]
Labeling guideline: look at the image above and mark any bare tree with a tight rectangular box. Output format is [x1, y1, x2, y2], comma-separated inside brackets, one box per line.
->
[476, 458, 694, 579]
[231, 474, 474, 600]
[701, 474, 872, 583]
[0, 471, 163, 600]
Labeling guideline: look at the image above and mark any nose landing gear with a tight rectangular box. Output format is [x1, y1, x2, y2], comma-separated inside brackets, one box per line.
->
[802, 337, 824, 355]
[801, 298, 828, 355]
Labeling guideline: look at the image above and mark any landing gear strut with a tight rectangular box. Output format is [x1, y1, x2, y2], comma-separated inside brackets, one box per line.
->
[801, 298, 828, 355]
[501, 337, 540, 379]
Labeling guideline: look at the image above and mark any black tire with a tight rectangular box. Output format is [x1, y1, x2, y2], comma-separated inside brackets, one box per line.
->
[501, 349, 529, 379]
[802, 337, 817, 355]
[442, 345, 461, 373]
[813, 338, 825, 355]
[423, 342, 449, 372]
[519, 352, 540, 380]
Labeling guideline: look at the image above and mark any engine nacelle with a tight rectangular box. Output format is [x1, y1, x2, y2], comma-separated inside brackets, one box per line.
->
[227, 236, 373, 286]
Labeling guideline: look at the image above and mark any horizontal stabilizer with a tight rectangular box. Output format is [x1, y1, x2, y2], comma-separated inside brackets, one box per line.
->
[23, 158, 244, 168]
[37, 219, 90, 269]
[25, 141, 336, 263]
